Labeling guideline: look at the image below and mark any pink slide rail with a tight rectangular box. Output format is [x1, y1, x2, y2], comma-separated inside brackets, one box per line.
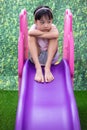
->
[18, 9, 74, 91]
[18, 9, 28, 91]
[63, 9, 74, 80]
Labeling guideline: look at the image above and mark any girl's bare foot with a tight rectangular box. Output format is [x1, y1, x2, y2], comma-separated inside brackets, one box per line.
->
[44, 67, 54, 82]
[35, 69, 44, 82]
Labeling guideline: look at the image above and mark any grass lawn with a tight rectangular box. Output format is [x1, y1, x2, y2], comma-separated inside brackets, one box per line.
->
[0, 90, 18, 130]
[0, 90, 87, 130]
[74, 91, 87, 130]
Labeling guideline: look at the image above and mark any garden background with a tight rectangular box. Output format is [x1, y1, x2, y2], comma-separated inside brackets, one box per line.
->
[0, 0, 87, 90]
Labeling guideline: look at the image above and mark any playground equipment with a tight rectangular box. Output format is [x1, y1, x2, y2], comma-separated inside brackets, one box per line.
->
[15, 9, 81, 130]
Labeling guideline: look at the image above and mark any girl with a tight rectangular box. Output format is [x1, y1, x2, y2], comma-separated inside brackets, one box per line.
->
[28, 6, 59, 83]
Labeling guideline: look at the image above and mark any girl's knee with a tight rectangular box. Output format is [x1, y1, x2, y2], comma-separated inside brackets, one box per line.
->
[28, 35, 36, 43]
[49, 38, 58, 43]
[49, 38, 58, 48]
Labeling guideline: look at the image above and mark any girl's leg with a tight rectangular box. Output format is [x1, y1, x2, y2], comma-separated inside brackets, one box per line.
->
[28, 36, 44, 82]
[45, 38, 58, 82]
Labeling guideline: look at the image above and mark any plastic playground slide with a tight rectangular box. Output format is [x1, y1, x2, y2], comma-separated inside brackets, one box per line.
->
[15, 59, 81, 130]
[15, 9, 81, 130]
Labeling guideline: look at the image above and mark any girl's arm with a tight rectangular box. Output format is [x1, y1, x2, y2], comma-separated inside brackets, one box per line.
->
[29, 29, 43, 36]
[29, 24, 59, 39]
[38, 27, 59, 39]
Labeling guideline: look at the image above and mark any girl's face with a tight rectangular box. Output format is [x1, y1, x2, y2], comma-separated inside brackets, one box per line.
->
[35, 16, 52, 31]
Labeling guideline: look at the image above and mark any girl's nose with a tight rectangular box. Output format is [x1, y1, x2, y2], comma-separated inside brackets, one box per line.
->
[45, 24, 48, 27]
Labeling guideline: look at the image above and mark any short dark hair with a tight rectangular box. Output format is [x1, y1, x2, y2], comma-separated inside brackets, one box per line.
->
[34, 6, 53, 20]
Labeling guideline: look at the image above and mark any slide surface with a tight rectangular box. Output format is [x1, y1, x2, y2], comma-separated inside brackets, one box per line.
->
[15, 59, 81, 130]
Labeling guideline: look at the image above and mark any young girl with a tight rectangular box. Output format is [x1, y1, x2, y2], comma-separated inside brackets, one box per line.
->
[28, 5, 59, 83]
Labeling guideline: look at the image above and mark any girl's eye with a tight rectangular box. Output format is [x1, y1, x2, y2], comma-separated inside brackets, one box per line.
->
[40, 21, 44, 24]
[40, 20, 51, 24]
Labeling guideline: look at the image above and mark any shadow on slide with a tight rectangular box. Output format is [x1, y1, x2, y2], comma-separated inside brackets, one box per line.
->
[15, 59, 81, 130]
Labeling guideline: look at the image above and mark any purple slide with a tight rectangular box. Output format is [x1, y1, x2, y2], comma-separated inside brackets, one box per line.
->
[15, 59, 81, 130]
[15, 9, 81, 130]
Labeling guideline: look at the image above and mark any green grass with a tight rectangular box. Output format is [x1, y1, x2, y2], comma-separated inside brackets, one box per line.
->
[74, 91, 87, 130]
[0, 90, 18, 130]
[0, 90, 87, 130]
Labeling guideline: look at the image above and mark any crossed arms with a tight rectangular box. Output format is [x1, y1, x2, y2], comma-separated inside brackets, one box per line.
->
[28, 25, 59, 39]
